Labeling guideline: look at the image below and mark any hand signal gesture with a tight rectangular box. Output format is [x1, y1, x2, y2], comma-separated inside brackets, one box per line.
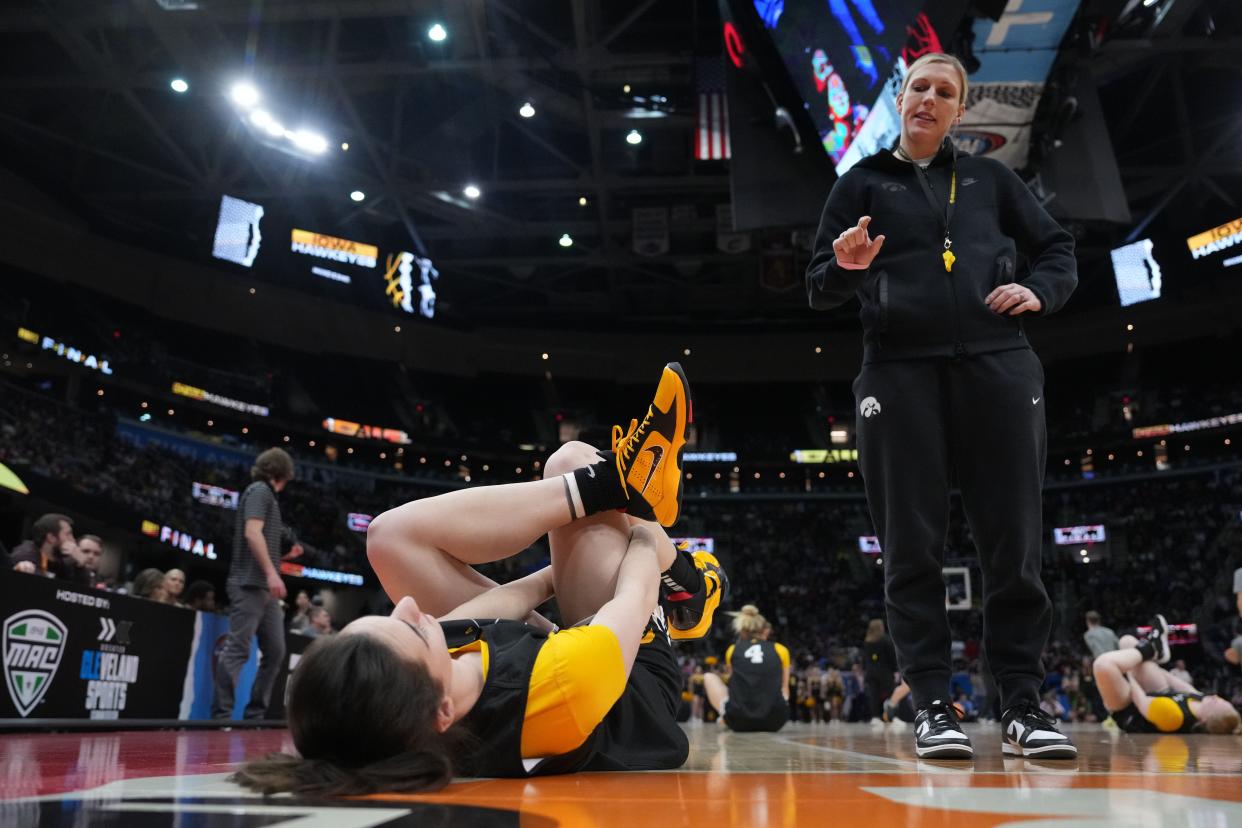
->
[833, 216, 886, 271]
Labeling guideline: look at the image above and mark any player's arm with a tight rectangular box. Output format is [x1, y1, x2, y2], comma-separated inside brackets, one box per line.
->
[774, 643, 792, 700]
[1127, 677, 1153, 718]
[590, 526, 661, 682]
[440, 566, 555, 622]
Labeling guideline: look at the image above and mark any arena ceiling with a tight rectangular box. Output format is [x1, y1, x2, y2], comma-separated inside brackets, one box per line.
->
[0, 0, 1239, 332]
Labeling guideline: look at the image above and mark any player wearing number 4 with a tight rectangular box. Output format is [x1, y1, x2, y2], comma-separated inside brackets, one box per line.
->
[702, 605, 790, 732]
[807, 53, 1079, 759]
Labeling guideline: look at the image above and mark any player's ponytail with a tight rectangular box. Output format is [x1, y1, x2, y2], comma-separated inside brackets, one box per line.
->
[730, 604, 768, 637]
[232, 633, 468, 795]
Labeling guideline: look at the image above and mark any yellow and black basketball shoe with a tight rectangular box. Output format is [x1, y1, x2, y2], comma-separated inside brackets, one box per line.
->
[610, 362, 691, 528]
[661, 550, 729, 641]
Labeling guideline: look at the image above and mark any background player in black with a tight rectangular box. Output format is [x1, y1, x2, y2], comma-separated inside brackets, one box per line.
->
[862, 618, 898, 722]
[1093, 616, 1240, 735]
[703, 605, 790, 732]
[806, 52, 1078, 759]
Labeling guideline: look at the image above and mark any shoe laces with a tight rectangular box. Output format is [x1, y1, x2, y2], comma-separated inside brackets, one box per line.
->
[1010, 701, 1057, 730]
[922, 701, 959, 730]
[610, 407, 654, 498]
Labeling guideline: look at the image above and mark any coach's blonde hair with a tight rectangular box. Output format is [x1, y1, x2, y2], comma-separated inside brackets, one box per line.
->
[730, 604, 768, 637]
[899, 53, 969, 106]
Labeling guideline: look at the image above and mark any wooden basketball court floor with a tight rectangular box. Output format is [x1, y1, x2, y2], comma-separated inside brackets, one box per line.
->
[3, 721, 1242, 827]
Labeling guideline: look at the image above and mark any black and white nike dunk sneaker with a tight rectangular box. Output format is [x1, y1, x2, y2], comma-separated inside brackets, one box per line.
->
[1001, 701, 1078, 759]
[914, 700, 973, 758]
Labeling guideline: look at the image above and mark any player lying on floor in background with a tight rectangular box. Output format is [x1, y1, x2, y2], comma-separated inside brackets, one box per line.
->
[233, 363, 728, 795]
[1092, 615, 1241, 735]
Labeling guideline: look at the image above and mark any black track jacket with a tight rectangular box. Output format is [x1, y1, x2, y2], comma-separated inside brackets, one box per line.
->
[806, 143, 1077, 363]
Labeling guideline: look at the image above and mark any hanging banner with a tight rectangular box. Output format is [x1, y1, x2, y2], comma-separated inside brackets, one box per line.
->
[632, 207, 670, 256]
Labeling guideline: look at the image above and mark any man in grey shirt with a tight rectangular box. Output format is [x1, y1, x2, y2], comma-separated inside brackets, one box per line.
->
[212, 448, 294, 719]
[1082, 610, 1120, 659]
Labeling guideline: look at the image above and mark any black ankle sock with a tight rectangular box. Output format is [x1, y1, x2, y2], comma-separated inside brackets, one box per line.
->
[660, 547, 703, 596]
[1135, 638, 1157, 662]
[570, 459, 627, 517]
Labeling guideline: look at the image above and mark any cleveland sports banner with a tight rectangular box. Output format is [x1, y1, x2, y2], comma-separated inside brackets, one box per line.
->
[1, 573, 195, 719]
[0, 571, 296, 721]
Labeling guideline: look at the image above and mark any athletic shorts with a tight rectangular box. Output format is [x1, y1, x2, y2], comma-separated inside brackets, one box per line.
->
[724, 701, 788, 733]
[1110, 703, 1157, 734]
[578, 622, 690, 771]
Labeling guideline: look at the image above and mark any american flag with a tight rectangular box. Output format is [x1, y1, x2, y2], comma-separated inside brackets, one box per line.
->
[695, 58, 731, 161]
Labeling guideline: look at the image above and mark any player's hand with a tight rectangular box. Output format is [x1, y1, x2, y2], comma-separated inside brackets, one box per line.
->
[986, 283, 1042, 315]
[266, 570, 287, 600]
[832, 216, 886, 270]
[14, 560, 36, 575]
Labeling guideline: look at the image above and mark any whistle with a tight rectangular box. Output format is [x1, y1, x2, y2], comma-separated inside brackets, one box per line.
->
[943, 249, 956, 273]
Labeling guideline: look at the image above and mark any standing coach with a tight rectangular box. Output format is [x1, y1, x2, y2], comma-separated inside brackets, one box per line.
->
[806, 53, 1078, 759]
[213, 447, 294, 720]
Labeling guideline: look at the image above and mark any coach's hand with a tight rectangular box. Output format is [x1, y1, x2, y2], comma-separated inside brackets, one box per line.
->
[986, 283, 1042, 315]
[833, 216, 885, 271]
[266, 570, 287, 600]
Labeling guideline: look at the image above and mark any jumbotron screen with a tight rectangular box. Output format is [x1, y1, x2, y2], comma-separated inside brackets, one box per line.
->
[753, 0, 932, 173]
[210, 195, 440, 319]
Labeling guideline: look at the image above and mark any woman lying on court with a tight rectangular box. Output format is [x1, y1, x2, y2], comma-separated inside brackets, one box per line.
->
[1092, 615, 1240, 735]
[233, 363, 727, 795]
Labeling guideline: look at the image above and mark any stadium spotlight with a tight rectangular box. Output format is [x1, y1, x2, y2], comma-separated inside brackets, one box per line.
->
[262, 117, 285, 138]
[341, 142, 350, 151]
[626, 129, 643, 145]
[463, 184, 481, 199]
[428, 23, 447, 41]
[350, 190, 365, 202]
[170, 78, 189, 93]
[249, 109, 273, 128]
[579, 196, 588, 206]
[558, 233, 573, 247]
[519, 101, 535, 118]
[230, 82, 260, 108]
[290, 129, 329, 154]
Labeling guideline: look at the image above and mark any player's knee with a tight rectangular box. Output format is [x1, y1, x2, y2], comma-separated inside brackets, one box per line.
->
[545, 440, 601, 476]
[366, 507, 412, 568]
[1119, 634, 1138, 649]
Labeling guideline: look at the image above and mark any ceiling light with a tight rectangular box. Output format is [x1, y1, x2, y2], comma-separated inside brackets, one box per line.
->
[519, 101, 535, 118]
[623, 84, 632, 94]
[558, 233, 573, 247]
[428, 23, 447, 41]
[262, 117, 285, 138]
[290, 129, 329, 154]
[249, 109, 273, 128]
[341, 142, 350, 151]
[578, 196, 588, 206]
[626, 129, 643, 145]
[350, 190, 365, 202]
[170, 78, 189, 93]
[463, 184, 481, 199]
[230, 82, 259, 108]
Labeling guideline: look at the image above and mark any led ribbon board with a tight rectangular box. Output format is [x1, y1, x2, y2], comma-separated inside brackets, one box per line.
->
[1110, 239, 1162, 307]
[1132, 412, 1242, 440]
[18, 328, 113, 375]
[192, 482, 239, 509]
[1052, 524, 1106, 545]
[280, 562, 364, 586]
[323, 417, 411, 444]
[141, 520, 217, 560]
[790, 449, 858, 463]
[172, 382, 270, 417]
[858, 535, 881, 553]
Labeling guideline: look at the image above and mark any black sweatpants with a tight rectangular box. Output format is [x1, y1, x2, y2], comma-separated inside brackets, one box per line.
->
[853, 347, 1051, 711]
